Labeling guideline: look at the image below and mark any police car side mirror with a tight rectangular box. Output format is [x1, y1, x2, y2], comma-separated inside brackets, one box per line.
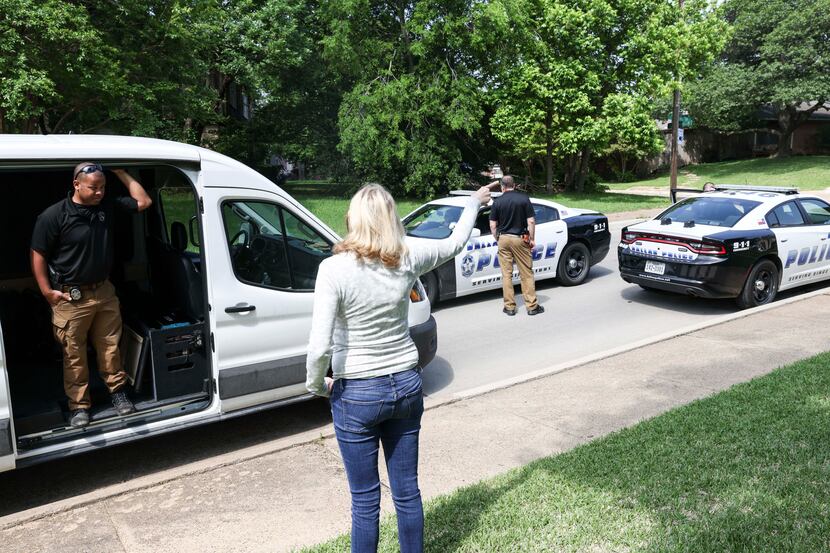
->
[470, 228, 481, 238]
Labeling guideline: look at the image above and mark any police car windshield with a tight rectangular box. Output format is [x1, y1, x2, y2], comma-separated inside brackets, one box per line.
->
[403, 205, 463, 239]
[659, 197, 761, 228]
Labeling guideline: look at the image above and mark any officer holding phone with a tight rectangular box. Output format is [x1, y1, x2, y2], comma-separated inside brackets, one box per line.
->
[30, 163, 152, 427]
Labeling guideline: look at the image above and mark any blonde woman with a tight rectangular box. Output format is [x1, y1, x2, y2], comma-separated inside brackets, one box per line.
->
[306, 184, 490, 552]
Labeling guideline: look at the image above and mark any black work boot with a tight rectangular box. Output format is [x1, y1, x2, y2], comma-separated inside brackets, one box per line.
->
[69, 409, 90, 428]
[111, 391, 136, 416]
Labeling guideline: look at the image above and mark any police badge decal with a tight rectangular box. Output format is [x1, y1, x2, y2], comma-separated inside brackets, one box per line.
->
[461, 254, 475, 278]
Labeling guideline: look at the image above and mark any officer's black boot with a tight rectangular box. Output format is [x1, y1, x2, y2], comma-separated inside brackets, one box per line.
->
[111, 391, 136, 416]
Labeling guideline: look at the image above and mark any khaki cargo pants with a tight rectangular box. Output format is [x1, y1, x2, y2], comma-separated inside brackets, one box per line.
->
[497, 234, 538, 311]
[52, 280, 127, 410]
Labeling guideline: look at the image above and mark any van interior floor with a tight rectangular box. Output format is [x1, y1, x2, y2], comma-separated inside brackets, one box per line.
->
[16, 392, 210, 451]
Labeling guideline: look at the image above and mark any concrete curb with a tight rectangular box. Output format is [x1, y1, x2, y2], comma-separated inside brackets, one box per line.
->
[2, 287, 828, 530]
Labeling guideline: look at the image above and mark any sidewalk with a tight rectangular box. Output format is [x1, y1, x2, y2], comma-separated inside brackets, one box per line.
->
[3, 292, 830, 552]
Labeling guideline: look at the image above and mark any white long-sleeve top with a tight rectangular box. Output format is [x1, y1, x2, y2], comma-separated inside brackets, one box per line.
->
[305, 196, 480, 397]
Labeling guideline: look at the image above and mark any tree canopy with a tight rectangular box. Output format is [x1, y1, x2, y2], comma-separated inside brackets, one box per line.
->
[686, 0, 830, 157]
[0, 0, 746, 194]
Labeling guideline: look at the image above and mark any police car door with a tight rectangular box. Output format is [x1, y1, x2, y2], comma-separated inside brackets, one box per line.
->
[0, 323, 16, 472]
[768, 200, 825, 290]
[202, 183, 335, 412]
[455, 207, 501, 295]
[791, 198, 830, 285]
[532, 203, 568, 280]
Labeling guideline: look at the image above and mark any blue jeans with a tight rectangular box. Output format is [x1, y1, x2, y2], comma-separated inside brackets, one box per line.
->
[331, 367, 425, 553]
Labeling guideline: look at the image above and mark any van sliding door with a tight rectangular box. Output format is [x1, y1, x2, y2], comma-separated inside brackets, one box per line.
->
[0, 323, 17, 472]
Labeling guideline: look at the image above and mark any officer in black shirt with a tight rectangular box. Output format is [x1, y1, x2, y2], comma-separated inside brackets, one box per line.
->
[31, 163, 152, 427]
[488, 176, 544, 316]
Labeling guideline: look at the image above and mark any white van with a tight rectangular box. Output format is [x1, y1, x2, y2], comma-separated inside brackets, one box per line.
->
[0, 135, 436, 473]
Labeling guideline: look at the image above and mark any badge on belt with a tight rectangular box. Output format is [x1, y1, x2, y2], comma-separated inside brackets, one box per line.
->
[68, 287, 83, 301]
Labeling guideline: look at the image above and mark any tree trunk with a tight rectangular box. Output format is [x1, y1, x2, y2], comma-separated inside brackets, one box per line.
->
[545, 141, 554, 194]
[773, 102, 829, 158]
[544, 111, 554, 194]
[564, 154, 576, 190]
[523, 159, 533, 190]
[774, 106, 796, 158]
[575, 147, 592, 193]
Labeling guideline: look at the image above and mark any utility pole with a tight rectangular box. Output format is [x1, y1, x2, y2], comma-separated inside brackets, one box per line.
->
[669, 0, 684, 203]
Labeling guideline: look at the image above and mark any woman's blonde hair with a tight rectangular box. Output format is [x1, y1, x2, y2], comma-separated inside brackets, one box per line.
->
[334, 183, 408, 268]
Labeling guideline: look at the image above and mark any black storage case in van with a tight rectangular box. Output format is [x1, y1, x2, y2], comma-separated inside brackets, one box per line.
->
[148, 323, 209, 400]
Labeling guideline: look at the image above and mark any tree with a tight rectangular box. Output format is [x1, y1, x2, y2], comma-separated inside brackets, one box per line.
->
[480, 0, 726, 192]
[602, 94, 664, 180]
[322, 0, 486, 197]
[0, 0, 229, 136]
[687, 0, 830, 157]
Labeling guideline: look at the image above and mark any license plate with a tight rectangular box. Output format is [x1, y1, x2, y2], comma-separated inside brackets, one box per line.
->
[644, 261, 665, 275]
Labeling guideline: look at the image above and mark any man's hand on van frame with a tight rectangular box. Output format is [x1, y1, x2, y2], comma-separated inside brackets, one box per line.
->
[45, 289, 72, 306]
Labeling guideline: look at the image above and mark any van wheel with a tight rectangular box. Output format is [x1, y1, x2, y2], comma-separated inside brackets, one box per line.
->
[421, 272, 438, 305]
[557, 242, 590, 286]
[736, 259, 778, 309]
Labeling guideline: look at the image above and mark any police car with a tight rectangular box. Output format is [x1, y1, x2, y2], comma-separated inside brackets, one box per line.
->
[403, 193, 611, 304]
[618, 184, 830, 308]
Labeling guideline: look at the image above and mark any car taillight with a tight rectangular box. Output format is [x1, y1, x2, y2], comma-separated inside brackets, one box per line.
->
[624, 232, 726, 255]
[697, 242, 727, 255]
[622, 231, 640, 243]
[687, 241, 727, 255]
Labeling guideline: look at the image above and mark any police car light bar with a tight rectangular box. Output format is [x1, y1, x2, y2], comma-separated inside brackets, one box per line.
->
[714, 184, 799, 194]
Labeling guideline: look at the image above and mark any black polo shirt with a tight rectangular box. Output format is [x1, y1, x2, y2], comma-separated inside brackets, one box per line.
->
[31, 193, 139, 286]
[489, 190, 534, 235]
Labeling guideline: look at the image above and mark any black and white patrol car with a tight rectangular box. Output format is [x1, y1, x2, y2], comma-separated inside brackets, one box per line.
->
[619, 185, 830, 308]
[403, 193, 611, 304]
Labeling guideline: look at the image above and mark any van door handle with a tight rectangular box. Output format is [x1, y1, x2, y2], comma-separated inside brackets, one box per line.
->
[225, 304, 256, 314]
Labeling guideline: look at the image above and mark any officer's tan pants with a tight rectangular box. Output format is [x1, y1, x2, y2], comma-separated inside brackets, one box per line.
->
[497, 234, 538, 311]
[52, 281, 127, 410]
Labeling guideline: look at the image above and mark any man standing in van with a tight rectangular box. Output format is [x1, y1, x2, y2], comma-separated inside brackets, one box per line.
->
[30, 163, 152, 428]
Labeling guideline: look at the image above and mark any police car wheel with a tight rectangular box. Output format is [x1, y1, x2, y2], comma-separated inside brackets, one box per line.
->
[421, 272, 438, 306]
[736, 259, 778, 309]
[557, 242, 590, 286]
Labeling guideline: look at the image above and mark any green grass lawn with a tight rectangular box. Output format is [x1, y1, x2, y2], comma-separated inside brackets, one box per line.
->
[606, 155, 830, 191]
[536, 191, 668, 214]
[282, 181, 667, 235]
[304, 352, 830, 552]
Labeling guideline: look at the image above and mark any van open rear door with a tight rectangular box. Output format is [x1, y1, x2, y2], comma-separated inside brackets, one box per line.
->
[0, 322, 16, 472]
